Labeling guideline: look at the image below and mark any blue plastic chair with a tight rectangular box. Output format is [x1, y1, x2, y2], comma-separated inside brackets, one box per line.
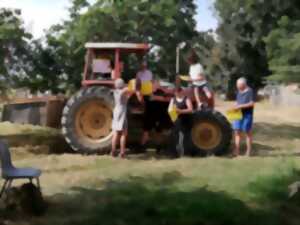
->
[0, 141, 41, 198]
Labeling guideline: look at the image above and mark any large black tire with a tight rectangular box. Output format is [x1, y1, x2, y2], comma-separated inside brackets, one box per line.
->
[189, 110, 232, 156]
[61, 86, 114, 154]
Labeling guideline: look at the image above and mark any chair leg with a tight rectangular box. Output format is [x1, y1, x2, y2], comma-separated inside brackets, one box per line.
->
[0, 180, 9, 198]
[7, 180, 13, 189]
[36, 177, 41, 190]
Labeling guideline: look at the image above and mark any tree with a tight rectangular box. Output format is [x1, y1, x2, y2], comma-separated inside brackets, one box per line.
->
[20, 0, 199, 93]
[213, 0, 300, 97]
[0, 8, 32, 93]
[265, 16, 300, 83]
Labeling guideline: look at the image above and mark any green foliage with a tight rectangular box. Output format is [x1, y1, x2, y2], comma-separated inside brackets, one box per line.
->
[20, 0, 201, 93]
[213, 0, 300, 97]
[16, 40, 71, 94]
[4, 0, 300, 94]
[191, 32, 231, 92]
[265, 16, 300, 83]
[0, 8, 32, 93]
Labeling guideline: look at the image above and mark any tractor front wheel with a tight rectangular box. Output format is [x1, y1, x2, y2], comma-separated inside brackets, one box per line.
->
[61, 87, 114, 154]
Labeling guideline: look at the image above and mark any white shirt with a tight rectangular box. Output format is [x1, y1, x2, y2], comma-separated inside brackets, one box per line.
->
[136, 69, 153, 82]
[189, 63, 205, 86]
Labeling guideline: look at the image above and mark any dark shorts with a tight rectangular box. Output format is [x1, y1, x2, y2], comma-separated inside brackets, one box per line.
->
[232, 113, 253, 132]
[142, 97, 169, 132]
[143, 96, 154, 131]
[192, 83, 209, 89]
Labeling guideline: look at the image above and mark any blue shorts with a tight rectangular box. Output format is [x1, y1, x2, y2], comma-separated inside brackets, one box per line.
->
[232, 113, 253, 132]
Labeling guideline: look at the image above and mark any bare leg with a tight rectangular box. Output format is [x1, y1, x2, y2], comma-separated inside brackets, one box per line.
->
[203, 87, 213, 102]
[245, 130, 253, 157]
[194, 87, 202, 109]
[141, 131, 150, 146]
[111, 131, 119, 156]
[234, 130, 241, 156]
[119, 130, 127, 158]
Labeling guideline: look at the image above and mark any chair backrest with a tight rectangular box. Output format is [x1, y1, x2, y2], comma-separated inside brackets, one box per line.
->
[0, 140, 14, 172]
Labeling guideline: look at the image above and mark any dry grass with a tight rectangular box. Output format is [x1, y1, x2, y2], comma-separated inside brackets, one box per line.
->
[0, 122, 59, 136]
[217, 100, 300, 155]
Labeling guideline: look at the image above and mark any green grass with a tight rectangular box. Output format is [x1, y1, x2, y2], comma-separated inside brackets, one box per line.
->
[1, 155, 299, 225]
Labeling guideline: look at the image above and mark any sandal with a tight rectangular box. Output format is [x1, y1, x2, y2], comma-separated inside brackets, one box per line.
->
[119, 152, 126, 159]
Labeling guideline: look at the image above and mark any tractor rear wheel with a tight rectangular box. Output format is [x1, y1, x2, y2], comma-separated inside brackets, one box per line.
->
[189, 110, 232, 156]
[61, 87, 114, 154]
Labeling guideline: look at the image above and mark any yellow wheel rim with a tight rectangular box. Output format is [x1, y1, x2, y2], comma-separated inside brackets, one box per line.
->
[191, 121, 222, 151]
[75, 99, 113, 144]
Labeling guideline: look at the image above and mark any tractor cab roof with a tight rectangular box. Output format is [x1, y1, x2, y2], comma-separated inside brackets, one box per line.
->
[85, 42, 150, 53]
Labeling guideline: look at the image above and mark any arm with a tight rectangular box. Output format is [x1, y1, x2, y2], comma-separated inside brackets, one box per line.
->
[235, 101, 255, 110]
[122, 87, 134, 98]
[203, 86, 213, 99]
[177, 98, 193, 115]
[187, 74, 205, 83]
[190, 74, 205, 82]
[134, 75, 143, 102]
[152, 79, 159, 92]
[234, 89, 255, 110]
[111, 70, 116, 80]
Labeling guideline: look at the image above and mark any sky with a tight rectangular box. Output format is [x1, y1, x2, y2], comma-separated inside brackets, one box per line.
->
[196, 0, 218, 32]
[0, 0, 218, 38]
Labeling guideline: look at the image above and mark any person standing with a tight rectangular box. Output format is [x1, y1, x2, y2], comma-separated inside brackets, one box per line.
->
[111, 78, 133, 158]
[232, 77, 255, 157]
[135, 61, 154, 149]
[168, 87, 193, 157]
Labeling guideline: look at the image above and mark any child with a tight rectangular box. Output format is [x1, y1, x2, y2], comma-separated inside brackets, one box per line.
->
[169, 87, 193, 119]
[111, 78, 133, 158]
[168, 87, 193, 157]
[187, 52, 213, 109]
[135, 61, 154, 149]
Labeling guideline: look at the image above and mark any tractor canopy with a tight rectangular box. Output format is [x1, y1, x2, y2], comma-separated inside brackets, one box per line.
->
[85, 42, 150, 53]
[82, 42, 150, 86]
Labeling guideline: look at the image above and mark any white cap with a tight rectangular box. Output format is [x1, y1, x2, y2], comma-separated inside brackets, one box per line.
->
[237, 77, 247, 85]
[115, 78, 125, 89]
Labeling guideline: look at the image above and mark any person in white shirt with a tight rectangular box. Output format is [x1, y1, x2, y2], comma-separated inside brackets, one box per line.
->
[187, 53, 213, 109]
[135, 61, 154, 149]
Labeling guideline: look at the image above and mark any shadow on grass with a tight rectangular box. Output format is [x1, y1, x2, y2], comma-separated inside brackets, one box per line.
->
[254, 123, 300, 141]
[248, 167, 300, 204]
[247, 167, 300, 225]
[33, 172, 278, 225]
[129, 122, 300, 159]
[247, 122, 300, 157]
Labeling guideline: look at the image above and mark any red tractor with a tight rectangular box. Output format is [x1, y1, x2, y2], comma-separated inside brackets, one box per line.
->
[61, 42, 232, 155]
